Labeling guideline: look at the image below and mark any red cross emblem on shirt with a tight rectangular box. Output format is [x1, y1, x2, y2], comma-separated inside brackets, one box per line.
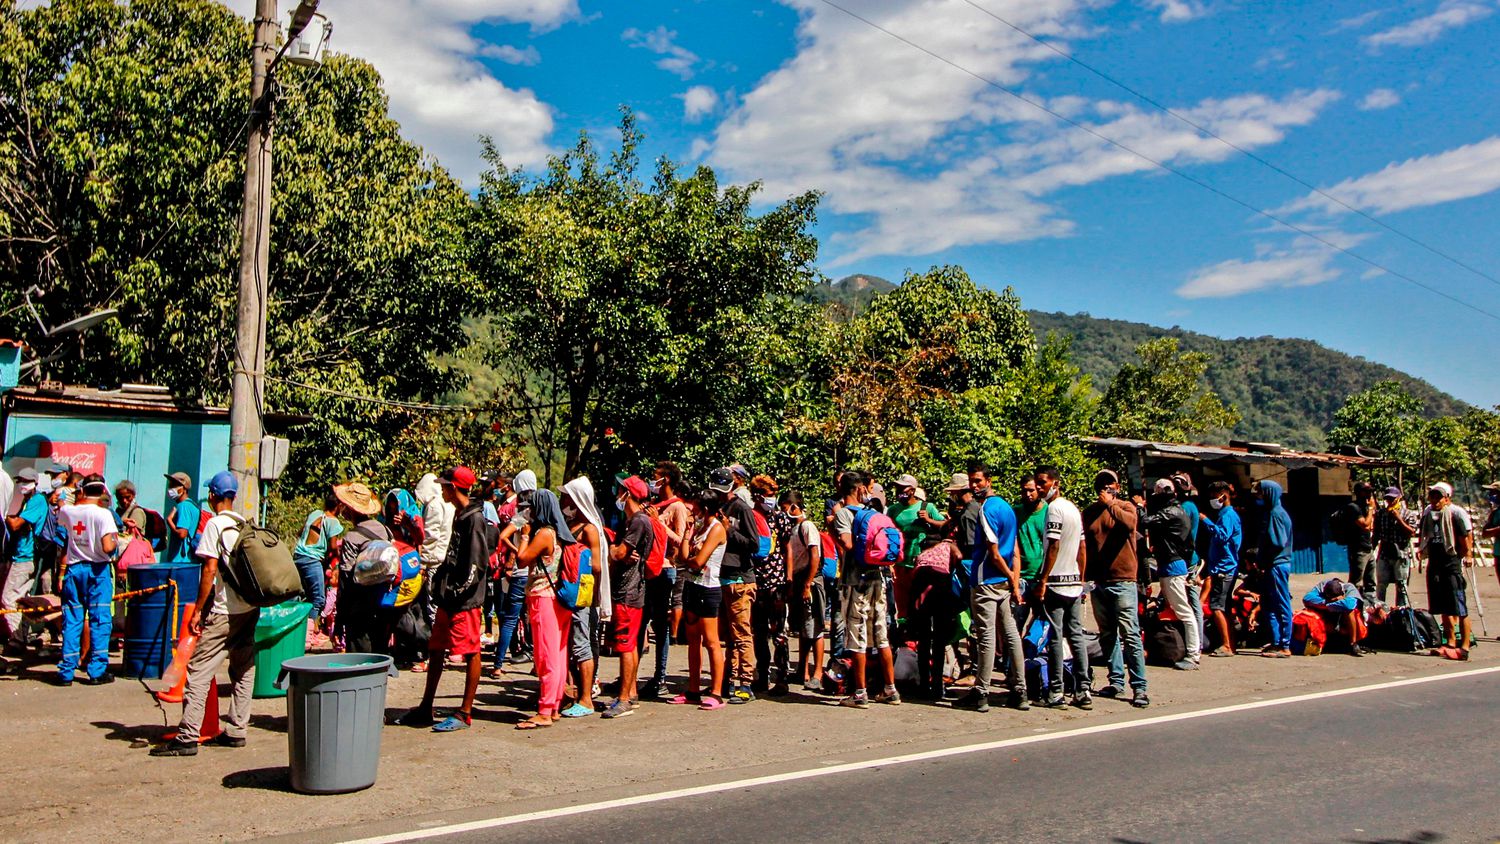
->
[72, 521, 87, 536]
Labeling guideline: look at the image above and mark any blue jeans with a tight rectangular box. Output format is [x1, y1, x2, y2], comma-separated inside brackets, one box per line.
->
[1264, 563, 1293, 649]
[293, 554, 327, 617]
[1090, 581, 1147, 694]
[493, 573, 528, 670]
[59, 562, 113, 681]
[643, 568, 676, 684]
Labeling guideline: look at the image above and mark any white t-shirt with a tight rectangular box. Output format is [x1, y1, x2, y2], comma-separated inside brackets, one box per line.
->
[59, 502, 118, 563]
[1042, 496, 1085, 598]
[196, 512, 252, 615]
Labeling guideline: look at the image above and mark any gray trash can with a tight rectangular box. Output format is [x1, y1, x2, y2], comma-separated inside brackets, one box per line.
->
[276, 653, 397, 794]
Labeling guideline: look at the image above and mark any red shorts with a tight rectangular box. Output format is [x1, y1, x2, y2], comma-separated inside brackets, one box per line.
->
[430, 607, 483, 657]
[612, 604, 644, 654]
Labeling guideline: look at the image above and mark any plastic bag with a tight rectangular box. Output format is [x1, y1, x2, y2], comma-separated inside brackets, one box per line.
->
[351, 540, 400, 586]
[254, 601, 314, 644]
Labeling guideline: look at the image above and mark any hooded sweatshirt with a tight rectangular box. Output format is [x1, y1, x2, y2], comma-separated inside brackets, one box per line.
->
[1258, 480, 1293, 569]
[1083, 495, 1139, 583]
[415, 473, 453, 571]
[561, 476, 612, 620]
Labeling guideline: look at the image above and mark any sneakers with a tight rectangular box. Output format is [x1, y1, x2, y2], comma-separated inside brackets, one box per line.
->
[149, 740, 199, 757]
[50, 674, 74, 687]
[1130, 693, 1151, 709]
[639, 679, 667, 700]
[602, 699, 637, 719]
[838, 693, 870, 709]
[1006, 691, 1031, 711]
[80, 672, 116, 686]
[727, 687, 754, 705]
[1173, 659, 1199, 671]
[954, 689, 990, 712]
[803, 677, 824, 693]
[208, 733, 246, 748]
[873, 688, 901, 706]
[1043, 694, 1068, 709]
[1071, 693, 1093, 711]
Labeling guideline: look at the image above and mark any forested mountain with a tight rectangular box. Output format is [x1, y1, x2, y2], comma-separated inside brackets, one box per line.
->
[808, 277, 1468, 451]
[1029, 311, 1469, 450]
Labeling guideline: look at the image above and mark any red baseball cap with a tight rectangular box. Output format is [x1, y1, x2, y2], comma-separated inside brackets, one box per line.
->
[438, 466, 477, 490]
[620, 475, 649, 501]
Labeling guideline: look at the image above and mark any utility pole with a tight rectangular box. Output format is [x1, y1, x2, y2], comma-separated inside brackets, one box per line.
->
[228, 0, 279, 517]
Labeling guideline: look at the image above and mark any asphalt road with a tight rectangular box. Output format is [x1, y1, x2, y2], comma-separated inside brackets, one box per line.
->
[363, 671, 1500, 844]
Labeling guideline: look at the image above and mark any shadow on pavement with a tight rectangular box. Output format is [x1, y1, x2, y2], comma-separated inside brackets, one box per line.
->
[223, 766, 296, 793]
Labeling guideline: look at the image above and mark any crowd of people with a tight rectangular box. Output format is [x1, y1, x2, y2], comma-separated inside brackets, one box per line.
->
[1, 458, 1495, 750]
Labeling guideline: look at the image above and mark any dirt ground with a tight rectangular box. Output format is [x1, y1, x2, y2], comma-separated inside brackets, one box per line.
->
[2, 569, 1497, 844]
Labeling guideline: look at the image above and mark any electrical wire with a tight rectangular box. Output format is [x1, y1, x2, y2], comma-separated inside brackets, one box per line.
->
[813, 0, 1500, 324]
[957, 0, 1500, 290]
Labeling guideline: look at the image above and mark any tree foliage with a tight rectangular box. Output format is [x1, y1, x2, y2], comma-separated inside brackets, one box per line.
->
[1330, 381, 1491, 495]
[1095, 337, 1239, 443]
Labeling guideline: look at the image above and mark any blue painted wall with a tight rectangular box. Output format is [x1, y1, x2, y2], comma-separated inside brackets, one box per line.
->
[2, 413, 230, 517]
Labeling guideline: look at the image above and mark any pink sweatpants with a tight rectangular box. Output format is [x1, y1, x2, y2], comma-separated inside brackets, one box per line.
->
[527, 593, 571, 716]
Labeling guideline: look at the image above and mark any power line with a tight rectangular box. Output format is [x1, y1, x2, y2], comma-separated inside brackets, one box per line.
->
[813, 0, 1500, 324]
[957, 0, 1500, 291]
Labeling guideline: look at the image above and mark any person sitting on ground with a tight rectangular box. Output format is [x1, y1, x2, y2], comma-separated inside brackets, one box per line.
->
[1302, 577, 1371, 656]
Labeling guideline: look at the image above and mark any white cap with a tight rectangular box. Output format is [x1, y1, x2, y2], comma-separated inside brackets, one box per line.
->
[1428, 481, 1453, 498]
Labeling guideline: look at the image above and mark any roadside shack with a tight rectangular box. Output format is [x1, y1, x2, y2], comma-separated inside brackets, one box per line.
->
[1083, 436, 1404, 574]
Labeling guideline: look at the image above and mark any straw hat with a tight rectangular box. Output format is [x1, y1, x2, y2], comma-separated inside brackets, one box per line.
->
[333, 482, 381, 516]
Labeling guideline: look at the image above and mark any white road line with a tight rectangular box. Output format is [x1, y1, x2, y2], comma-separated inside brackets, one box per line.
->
[342, 665, 1500, 844]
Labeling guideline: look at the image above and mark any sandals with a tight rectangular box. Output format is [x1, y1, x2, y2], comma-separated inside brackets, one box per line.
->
[433, 714, 472, 732]
[669, 693, 703, 705]
[410, 662, 428, 674]
[560, 703, 593, 718]
[515, 716, 554, 730]
[486, 668, 505, 680]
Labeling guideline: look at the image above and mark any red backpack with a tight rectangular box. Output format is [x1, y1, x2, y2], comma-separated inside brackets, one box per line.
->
[645, 516, 669, 578]
[818, 531, 839, 580]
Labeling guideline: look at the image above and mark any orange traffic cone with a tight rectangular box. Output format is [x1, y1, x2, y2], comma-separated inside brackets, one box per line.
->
[155, 614, 198, 704]
[163, 681, 220, 744]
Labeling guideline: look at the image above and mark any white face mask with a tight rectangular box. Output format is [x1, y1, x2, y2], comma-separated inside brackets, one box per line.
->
[616, 496, 628, 513]
[759, 499, 776, 513]
[167, 488, 182, 501]
[17, 482, 36, 495]
[1209, 499, 1224, 511]
[1044, 486, 1059, 502]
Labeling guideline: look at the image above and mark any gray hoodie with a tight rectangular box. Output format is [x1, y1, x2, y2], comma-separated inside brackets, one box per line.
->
[414, 473, 454, 570]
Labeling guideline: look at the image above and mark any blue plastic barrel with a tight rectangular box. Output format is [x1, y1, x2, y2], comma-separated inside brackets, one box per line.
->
[123, 562, 202, 679]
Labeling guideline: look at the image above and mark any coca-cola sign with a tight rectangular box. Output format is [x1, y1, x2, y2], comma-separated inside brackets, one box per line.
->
[40, 442, 108, 474]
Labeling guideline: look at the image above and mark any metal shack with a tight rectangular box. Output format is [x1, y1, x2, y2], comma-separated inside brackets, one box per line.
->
[1, 384, 231, 518]
[1083, 436, 1404, 574]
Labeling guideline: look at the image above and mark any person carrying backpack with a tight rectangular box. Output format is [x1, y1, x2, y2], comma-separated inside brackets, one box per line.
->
[710, 467, 759, 704]
[162, 472, 201, 565]
[832, 472, 900, 708]
[3, 468, 49, 655]
[749, 474, 792, 697]
[152, 471, 254, 756]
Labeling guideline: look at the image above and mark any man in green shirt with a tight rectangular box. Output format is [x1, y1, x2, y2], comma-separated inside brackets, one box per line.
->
[1013, 477, 1048, 630]
[887, 475, 947, 562]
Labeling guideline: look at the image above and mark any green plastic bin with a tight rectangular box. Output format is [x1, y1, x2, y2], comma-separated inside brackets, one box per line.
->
[252, 601, 313, 698]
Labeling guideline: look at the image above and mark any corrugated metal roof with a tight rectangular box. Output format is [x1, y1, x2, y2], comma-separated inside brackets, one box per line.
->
[1082, 436, 1404, 469]
[4, 384, 227, 418]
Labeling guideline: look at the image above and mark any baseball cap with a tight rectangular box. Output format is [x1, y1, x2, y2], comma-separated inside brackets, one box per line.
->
[620, 475, 649, 501]
[207, 470, 239, 499]
[729, 463, 751, 479]
[165, 471, 192, 489]
[1152, 478, 1177, 496]
[894, 474, 919, 490]
[1428, 481, 1453, 498]
[1094, 469, 1120, 491]
[14, 467, 38, 483]
[438, 466, 477, 490]
[708, 467, 735, 494]
[1383, 486, 1403, 500]
[944, 472, 969, 493]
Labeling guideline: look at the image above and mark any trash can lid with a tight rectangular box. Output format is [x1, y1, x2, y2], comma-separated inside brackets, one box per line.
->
[280, 653, 394, 674]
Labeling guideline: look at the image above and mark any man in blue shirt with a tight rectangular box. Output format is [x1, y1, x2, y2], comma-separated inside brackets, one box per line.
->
[163, 471, 201, 564]
[955, 464, 1028, 712]
[3, 468, 50, 653]
[1197, 481, 1242, 657]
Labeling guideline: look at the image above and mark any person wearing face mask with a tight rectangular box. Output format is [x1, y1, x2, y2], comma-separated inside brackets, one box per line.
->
[3, 468, 49, 655]
[1143, 478, 1199, 669]
[1256, 480, 1295, 658]
[560, 477, 606, 718]
[1197, 481, 1242, 657]
[602, 475, 654, 718]
[56, 474, 120, 686]
[1085, 469, 1150, 708]
[888, 475, 945, 616]
[162, 472, 201, 565]
[1034, 466, 1089, 709]
[747, 474, 792, 696]
[709, 467, 759, 703]
[1374, 486, 1418, 607]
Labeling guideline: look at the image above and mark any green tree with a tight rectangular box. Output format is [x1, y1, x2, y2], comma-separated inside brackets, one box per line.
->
[1095, 337, 1239, 442]
[467, 112, 822, 485]
[1327, 380, 1424, 464]
[0, 0, 487, 491]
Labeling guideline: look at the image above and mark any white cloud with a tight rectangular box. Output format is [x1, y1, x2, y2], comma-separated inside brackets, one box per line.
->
[1363, 0, 1494, 48]
[1145, 0, 1207, 23]
[480, 44, 542, 66]
[1332, 9, 1385, 31]
[1176, 232, 1368, 298]
[1279, 136, 1500, 215]
[622, 25, 700, 79]
[222, 0, 575, 184]
[707, 0, 1337, 265]
[1358, 88, 1401, 110]
[680, 86, 719, 123]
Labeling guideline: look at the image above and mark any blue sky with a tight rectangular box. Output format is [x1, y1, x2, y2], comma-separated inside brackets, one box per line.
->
[287, 0, 1499, 407]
